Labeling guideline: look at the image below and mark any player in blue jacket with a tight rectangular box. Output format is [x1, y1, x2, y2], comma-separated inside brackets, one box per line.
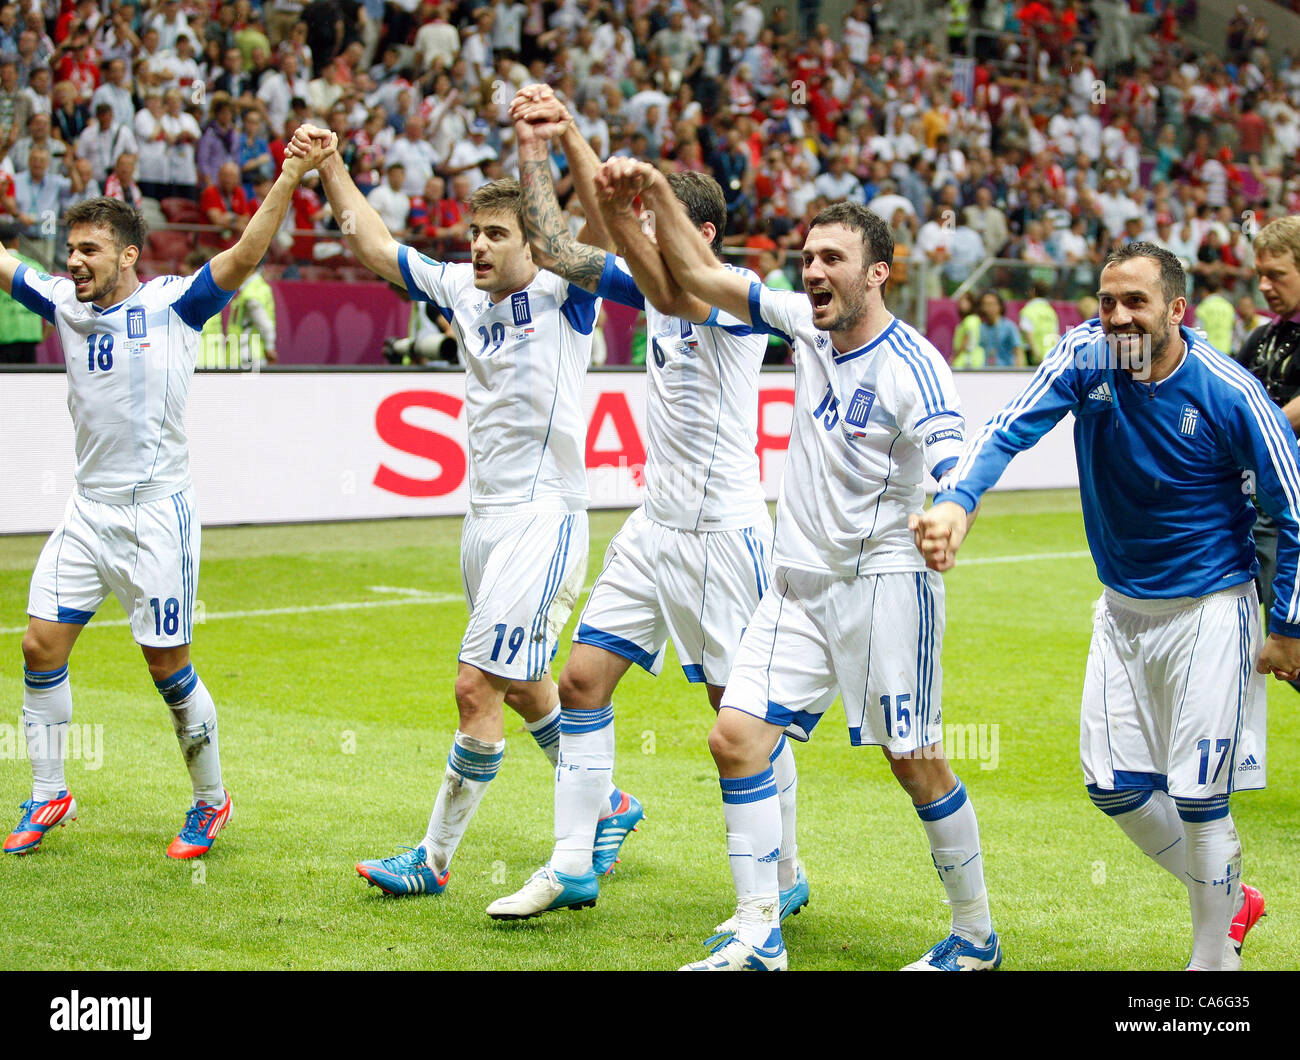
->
[912, 242, 1300, 969]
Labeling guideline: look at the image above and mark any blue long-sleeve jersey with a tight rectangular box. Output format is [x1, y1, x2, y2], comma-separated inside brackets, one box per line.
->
[936, 321, 1300, 637]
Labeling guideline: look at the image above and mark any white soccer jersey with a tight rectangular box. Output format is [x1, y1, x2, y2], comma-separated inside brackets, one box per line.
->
[398, 247, 599, 512]
[596, 255, 767, 530]
[12, 263, 234, 503]
[747, 284, 966, 576]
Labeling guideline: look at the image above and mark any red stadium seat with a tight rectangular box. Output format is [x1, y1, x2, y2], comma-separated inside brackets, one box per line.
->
[160, 198, 205, 225]
[148, 230, 196, 260]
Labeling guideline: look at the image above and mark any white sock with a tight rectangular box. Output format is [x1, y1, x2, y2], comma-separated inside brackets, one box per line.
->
[156, 665, 224, 806]
[552, 704, 614, 875]
[769, 735, 799, 891]
[523, 703, 561, 767]
[422, 731, 504, 874]
[23, 665, 72, 800]
[915, 779, 992, 945]
[721, 767, 782, 947]
[1178, 798, 1241, 971]
[1093, 787, 1187, 879]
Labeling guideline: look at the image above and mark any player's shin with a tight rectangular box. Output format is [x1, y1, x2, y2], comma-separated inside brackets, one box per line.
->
[720, 768, 782, 947]
[769, 735, 799, 891]
[422, 732, 504, 874]
[1089, 786, 1188, 880]
[1176, 797, 1241, 971]
[552, 704, 614, 875]
[916, 778, 993, 945]
[156, 664, 223, 806]
[23, 666, 73, 800]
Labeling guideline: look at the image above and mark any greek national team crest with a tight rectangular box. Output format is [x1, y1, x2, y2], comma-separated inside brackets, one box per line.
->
[511, 292, 532, 326]
[844, 387, 875, 435]
[1180, 403, 1199, 437]
[127, 307, 147, 339]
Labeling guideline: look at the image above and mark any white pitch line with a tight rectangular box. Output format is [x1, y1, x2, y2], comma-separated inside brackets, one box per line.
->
[960, 549, 1092, 566]
[0, 551, 1096, 636]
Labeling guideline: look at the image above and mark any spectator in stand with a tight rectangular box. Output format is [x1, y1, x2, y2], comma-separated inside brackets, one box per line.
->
[135, 90, 170, 200]
[76, 101, 140, 185]
[162, 87, 201, 200]
[368, 161, 412, 236]
[442, 117, 497, 194]
[975, 289, 1026, 367]
[199, 159, 253, 247]
[90, 57, 134, 129]
[12, 146, 71, 269]
[10, 110, 64, 172]
[237, 108, 274, 194]
[964, 184, 1009, 258]
[197, 96, 240, 187]
[105, 151, 144, 210]
[386, 113, 438, 197]
[259, 50, 310, 137]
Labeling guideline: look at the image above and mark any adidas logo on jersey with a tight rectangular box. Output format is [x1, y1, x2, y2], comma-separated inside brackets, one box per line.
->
[1087, 382, 1113, 403]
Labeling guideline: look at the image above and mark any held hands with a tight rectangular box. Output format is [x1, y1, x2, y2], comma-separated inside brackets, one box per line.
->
[594, 157, 659, 213]
[283, 123, 338, 176]
[509, 84, 573, 142]
[907, 501, 970, 572]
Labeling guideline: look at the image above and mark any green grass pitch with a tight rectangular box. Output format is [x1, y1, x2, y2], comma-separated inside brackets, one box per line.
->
[0, 489, 1295, 971]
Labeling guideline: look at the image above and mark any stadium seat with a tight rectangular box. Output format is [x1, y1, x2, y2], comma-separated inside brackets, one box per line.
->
[160, 198, 205, 225]
[149, 230, 196, 260]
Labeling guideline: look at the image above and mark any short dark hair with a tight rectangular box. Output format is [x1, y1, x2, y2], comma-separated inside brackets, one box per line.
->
[666, 170, 726, 254]
[1101, 241, 1185, 305]
[64, 197, 148, 255]
[808, 201, 894, 273]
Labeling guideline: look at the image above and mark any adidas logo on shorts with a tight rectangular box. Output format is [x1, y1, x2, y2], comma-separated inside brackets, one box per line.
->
[1238, 755, 1261, 772]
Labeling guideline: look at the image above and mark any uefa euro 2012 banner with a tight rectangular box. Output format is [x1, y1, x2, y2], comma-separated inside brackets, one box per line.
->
[0, 371, 1079, 535]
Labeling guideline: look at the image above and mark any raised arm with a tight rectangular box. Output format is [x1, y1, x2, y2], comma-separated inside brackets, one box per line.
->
[599, 158, 753, 325]
[0, 244, 22, 297]
[511, 102, 607, 292]
[287, 123, 402, 285]
[209, 127, 337, 291]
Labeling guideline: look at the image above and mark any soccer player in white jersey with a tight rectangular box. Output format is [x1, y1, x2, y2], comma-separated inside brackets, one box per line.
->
[596, 160, 1000, 971]
[913, 243, 1300, 969]
[485, 88, 805, 923]
[282, 126, 631, 900]
[1, 131, 339, 859]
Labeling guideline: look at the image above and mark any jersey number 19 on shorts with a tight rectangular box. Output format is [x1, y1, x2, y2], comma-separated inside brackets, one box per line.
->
[491, 623, 525, 664]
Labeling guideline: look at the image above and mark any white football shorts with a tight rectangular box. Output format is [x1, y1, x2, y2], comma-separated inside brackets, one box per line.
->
[1080, 583, 1266, 799]
[722, 566, 945, 751]
[459, 510, 589, 683]
[28, 488, 200, 648]
[574, 505, 773, 686]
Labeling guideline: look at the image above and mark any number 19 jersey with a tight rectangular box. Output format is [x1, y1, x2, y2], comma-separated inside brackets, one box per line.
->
[397, 247, 599, 513]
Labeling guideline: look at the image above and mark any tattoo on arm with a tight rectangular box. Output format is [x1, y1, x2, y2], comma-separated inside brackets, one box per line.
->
[519, 158, 605, 291]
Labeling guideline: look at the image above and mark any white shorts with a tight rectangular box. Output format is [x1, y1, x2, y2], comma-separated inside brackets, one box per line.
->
[575, 506, 772, 686]
[459, 510, 589, 683]
[1080, 584, 1267, 799]
[722, 566, 945, 751]
[28, 488, 199, 648]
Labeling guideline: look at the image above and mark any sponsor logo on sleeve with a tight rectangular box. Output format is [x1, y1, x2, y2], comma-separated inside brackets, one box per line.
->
[926, 428, 964, 446]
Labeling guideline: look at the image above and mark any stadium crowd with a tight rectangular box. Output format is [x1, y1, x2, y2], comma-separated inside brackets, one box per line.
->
[1, 0, 1298, 362]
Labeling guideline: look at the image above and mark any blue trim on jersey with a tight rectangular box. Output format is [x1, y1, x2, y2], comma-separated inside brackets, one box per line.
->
[682, 663, 707, 683]
[915, 779, 967, 822]
[892, 325, 945, 416]
[931, 456, 957, 481]
[560, 283, 599, 336]
[704, 305, 720, 326]
[747, 281, 793, 343]
[1230, 595, 1249, 795]
[595, 253, 645, 311]
[397, 244, 419, 300]
[768, 734, 787, 763]
[832, 318, 899, 365]
[10, 263, 57, 323]
[719, 767, 777, 805]
[173, 263, 235, 330]
[55, 606, 95, 625]
[576, 624, 660, 673]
